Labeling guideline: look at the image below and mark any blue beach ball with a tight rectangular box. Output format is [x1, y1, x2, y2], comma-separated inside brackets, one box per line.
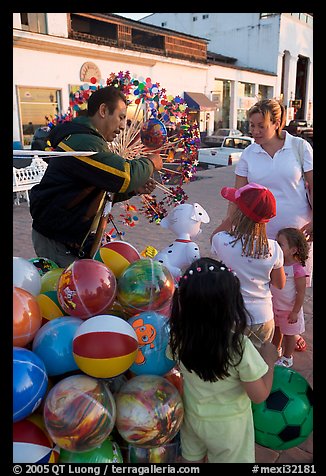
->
[13, 347, 48, 422]
[128, 311, 175, 376]
[32, 316, 83, 376]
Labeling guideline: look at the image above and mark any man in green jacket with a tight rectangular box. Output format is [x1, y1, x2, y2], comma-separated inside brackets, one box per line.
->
[30, 86, 163, 267]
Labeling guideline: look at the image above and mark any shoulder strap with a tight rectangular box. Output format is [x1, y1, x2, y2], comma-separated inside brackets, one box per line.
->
[78, 191, 109, 258]
[292, 136, 305, 175]
[292, 137, 312, 208]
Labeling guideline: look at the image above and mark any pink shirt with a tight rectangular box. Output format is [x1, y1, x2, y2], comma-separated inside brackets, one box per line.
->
[271, 263, 308, 311]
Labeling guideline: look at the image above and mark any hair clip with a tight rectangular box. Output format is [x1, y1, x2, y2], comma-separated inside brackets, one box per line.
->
[196, 267, 201, 272]
[227, 267, 237, 276]
[220, 266, 226, 271]
[208, 266, 214, 271]
[189, 270, 193, 275]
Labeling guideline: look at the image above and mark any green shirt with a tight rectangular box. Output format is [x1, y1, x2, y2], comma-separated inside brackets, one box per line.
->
[168, 335, 268, 420]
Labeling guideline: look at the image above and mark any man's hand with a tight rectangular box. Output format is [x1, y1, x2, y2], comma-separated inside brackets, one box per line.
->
[148, 153, 163, 171]
[136, 178, 156, 195]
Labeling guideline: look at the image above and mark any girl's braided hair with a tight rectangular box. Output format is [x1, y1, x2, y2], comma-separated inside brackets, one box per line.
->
[229, 208, 271, 258]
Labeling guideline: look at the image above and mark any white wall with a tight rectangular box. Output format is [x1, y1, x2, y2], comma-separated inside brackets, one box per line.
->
[143, 13, 313, 123]
[13, 14, 282, 142]
[142, 13, 281, 73]
[13, 38, 278, 141]
[46, 13, 69, 37]
[279, 14, 313, 122]
[13, 12, 69, 36]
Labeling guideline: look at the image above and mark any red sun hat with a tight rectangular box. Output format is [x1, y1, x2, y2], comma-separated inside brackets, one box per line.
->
[221, 183, 276, 223]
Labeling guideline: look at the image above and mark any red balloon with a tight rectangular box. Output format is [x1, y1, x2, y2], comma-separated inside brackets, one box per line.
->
[57, 260, 117, 319]
[140, 118, 167, 149]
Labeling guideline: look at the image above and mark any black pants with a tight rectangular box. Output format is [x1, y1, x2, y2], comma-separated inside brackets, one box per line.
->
[32, 228, 77, 268]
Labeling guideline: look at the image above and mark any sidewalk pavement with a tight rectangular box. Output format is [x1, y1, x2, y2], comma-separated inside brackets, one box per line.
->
[13, 164, 313, 463]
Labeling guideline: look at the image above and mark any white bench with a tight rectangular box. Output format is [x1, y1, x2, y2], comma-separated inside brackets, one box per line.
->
[12, 150, 96, 206]
[13, 157, 48, 206]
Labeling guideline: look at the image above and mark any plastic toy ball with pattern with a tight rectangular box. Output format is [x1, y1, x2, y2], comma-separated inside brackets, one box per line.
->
[154, 203, 210, 281]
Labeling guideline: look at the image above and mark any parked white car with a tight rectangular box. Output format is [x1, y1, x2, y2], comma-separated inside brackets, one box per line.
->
[203, 128, 243, 147]
[198, 135, 254, 167]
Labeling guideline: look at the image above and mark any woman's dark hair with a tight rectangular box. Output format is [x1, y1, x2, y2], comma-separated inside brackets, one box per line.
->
[87, 86, 127, 117]
[169, 257, 250, 382]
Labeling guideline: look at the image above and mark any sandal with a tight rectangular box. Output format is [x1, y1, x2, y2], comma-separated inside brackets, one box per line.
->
[275, 355, 293, 368]
[295, 336, 307, 352]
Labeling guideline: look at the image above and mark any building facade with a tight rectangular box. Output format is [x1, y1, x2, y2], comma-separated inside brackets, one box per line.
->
[141, 13, 313, 125]
[13, 13, 280, 147]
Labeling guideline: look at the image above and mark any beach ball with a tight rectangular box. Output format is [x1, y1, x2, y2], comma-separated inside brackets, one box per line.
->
[59, 437, 123, 463]
[13, 347, 48, 422]
[57, 260, 117, 319]
[128, 440, 180, 463]
[29, 257, 59, 277]
[13, 286, 42, 347]
[252, 366, 313, 450]
[128, 311, 175, 376]
[73, 315, 138, 378]
[140, 118, 167, 149]
[36, 290, 65, 325]
[164, 366, 184, 396]
[94, 240, 141, 278]
[43, 374, 116, 452]
[13, 414, 59, 463]
[13, 256, 42, 296]
[116, 375, 184, 448]
[40, 268, 64, 293]
[117, 259, 175, 316]
[105, 374, 129, 396]
[104, 299, 129, 320]
[33, 316, 83, 376]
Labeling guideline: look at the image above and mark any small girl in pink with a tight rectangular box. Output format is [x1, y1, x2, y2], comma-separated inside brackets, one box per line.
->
[271, 227, 309, 368]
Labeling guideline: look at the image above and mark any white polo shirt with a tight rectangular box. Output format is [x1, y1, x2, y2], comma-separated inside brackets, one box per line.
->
[211, 232, 284, 325]
[235, 131, 313, 239]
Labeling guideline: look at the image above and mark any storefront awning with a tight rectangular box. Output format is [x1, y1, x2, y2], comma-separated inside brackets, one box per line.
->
[184, 92, 217, 111]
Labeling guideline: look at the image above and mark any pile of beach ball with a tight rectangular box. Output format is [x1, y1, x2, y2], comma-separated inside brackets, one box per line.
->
[13, 241, 184, 464]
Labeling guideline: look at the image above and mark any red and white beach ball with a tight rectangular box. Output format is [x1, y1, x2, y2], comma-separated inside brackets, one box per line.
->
[94, 240, 141, 278]
[72, 315, 138, 378]
[13, 414, 59, 463]
[57, 259, 117, 319]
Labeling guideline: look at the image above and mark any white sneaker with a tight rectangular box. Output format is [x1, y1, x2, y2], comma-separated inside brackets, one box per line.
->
[275, 355, 293, 368]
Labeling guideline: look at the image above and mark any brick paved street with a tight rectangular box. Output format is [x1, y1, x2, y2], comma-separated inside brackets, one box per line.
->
[13, 164, 313, 463]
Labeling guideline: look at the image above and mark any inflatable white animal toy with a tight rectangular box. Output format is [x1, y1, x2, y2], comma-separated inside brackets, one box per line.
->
[154, 203, 210, 280]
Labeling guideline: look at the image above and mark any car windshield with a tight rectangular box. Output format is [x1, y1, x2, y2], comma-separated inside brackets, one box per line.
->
[224, 138, 251, 149]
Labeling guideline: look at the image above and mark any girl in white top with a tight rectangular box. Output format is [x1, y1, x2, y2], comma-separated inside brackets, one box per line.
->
[211, 183, 285, 347]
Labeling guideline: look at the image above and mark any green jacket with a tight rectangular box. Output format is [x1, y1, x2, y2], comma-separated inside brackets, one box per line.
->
[30, 116, 154, 246]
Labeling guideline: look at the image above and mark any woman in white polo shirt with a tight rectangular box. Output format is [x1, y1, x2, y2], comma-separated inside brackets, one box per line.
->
[214, 98, 313, 352]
